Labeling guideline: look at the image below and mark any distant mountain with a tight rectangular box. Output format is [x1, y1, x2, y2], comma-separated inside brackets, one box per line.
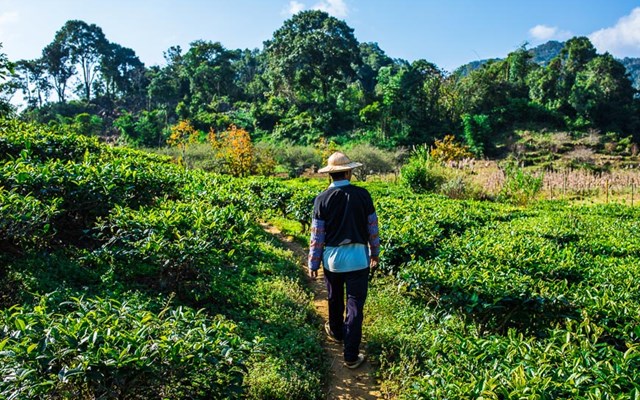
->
[528, 40, 564, 66]
[453, 59, 499, 76]
[454, 40, 640, 90]
[620, 57, 640, 90]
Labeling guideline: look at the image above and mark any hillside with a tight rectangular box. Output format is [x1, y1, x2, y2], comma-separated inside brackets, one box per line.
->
[456, 40, 640, 89]
[6, 15, 638, 152]
[620, 56, 640, 90]
[2, 120, 640, 398]
[0, 119, 325, 398]
[528, 40, 565, 66]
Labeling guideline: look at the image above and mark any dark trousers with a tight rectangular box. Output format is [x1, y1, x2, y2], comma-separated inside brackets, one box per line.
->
[324, 267, 369, 362]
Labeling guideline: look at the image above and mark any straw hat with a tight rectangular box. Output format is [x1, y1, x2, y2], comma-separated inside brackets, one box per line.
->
[318, 151, 363, 173]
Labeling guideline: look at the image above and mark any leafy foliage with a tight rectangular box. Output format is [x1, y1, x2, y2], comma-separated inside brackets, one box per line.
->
[497, 158, 544, 205]
[400, 147, 445, 193]
[209, 125, 255, 177]
[9, 16, 640, 151]
[429, 134, 472, 162]
[365, 191, 640, 398]
[0, 295, 248, 399]
[347, 143, 398, 181]
[0, 121, 324, 399]
[0, 188, 60, 251]
[166, 119, 198, 162]
[462, 113, 492, 157]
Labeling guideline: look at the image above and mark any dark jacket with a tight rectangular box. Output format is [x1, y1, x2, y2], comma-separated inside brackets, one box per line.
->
[312, 183, 375, 247]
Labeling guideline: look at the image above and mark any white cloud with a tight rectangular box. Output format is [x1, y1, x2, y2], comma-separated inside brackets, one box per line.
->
[589, 7, 640, 57]
[313, 0, 349, 18]
[529, 24, 572, 42]
[283, 0, 349, 18]
[287, 1, 305, 15]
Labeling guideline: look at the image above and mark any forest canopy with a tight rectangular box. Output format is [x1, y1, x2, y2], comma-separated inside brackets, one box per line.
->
[3, 11, 640, 154]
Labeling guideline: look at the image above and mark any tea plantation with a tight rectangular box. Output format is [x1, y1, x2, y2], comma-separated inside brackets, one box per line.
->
[1, 120, 639, 399]
[365, 190, 640, 398]
[0, 120, 323, 399]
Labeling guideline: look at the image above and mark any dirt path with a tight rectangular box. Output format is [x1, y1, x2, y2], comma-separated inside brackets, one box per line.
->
[261, 224, 383, 400]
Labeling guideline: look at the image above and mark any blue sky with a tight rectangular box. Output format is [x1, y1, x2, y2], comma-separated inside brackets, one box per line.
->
[1, 0, 640, 72]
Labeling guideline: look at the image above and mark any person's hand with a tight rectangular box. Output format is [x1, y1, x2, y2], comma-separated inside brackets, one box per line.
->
[309, 268, 318, 280]
[370, 256, 379, 271]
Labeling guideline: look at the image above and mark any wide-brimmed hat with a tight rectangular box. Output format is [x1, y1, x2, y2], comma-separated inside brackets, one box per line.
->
[318, 151, 363, 173]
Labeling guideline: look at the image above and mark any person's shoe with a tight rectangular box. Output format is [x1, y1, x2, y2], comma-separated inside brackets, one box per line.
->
[344, 353, 366, 369]
[324, 322, 342, 343]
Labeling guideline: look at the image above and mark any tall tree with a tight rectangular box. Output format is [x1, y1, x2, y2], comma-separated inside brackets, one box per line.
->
[181, 40, 240, 106]
[527, 58, 559, 109]
[374, 62, 409, 142]
[14, 58, 51, 108]
[57, 20, 109, 101]
[410, 59, 446, 140]
[373, 60, 446, 145]
[264, 10, 361, 104]
[570, 53, 636, 131]
[447, 46, 539, 133]
[358, 42, 393, 95]
[41, 39, 74, 102]
[99, 42, 146, 105]
[530, 37, 598, 117]
[262, 10, 362, 141]
[232, 48, 265, 102]
[148, 46, 186, 111]
[0, 43, 13, 81]
[0, 43, 16, 115]
[505, 45, 534, 92]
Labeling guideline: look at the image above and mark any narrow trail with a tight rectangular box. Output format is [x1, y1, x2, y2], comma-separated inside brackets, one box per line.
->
[261, 223, 383, 400]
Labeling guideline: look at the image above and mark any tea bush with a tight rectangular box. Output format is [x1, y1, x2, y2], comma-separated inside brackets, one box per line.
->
[0, 188, 60, 250]
[0, 294, 249, 399]
[0, 120, 325, 399]
[0, 119, 104, 161]
[399, 147, 446, 194]
[0, 150, 184, 247]
[93, 201, 253, 295]
[364, 193, 640, 398]
[7, 118, 640, 398]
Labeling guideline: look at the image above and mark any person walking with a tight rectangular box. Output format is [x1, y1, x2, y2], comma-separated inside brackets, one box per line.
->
[308, 151, 380, 369]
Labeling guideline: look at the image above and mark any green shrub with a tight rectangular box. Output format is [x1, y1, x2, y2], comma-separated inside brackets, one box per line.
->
[114, 111, 166, 148]
[366, 199, 640, 399]
[245, 177, 294, 217]
[400, 160, 428, 192]
[399, 146, 447, 193]
[0, 119, 104, 161]
[285, 188, 316, 232]
[0, 154, 183, 246]
[497, 158, 543, 205]
[0, 188, 60, 250]
[93, 200, 254, 297]
[244, 277, 323, 399]
[462, 113, 492, 157]
[269, 141, 322, 178]
[400, 160, 446, 194]
[346, 143, 397, 181]
[1, 120, 328, 400]
[245, 357, 322, 400]
[376, 197, 443, 270]
[0, 294, 250, 399]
